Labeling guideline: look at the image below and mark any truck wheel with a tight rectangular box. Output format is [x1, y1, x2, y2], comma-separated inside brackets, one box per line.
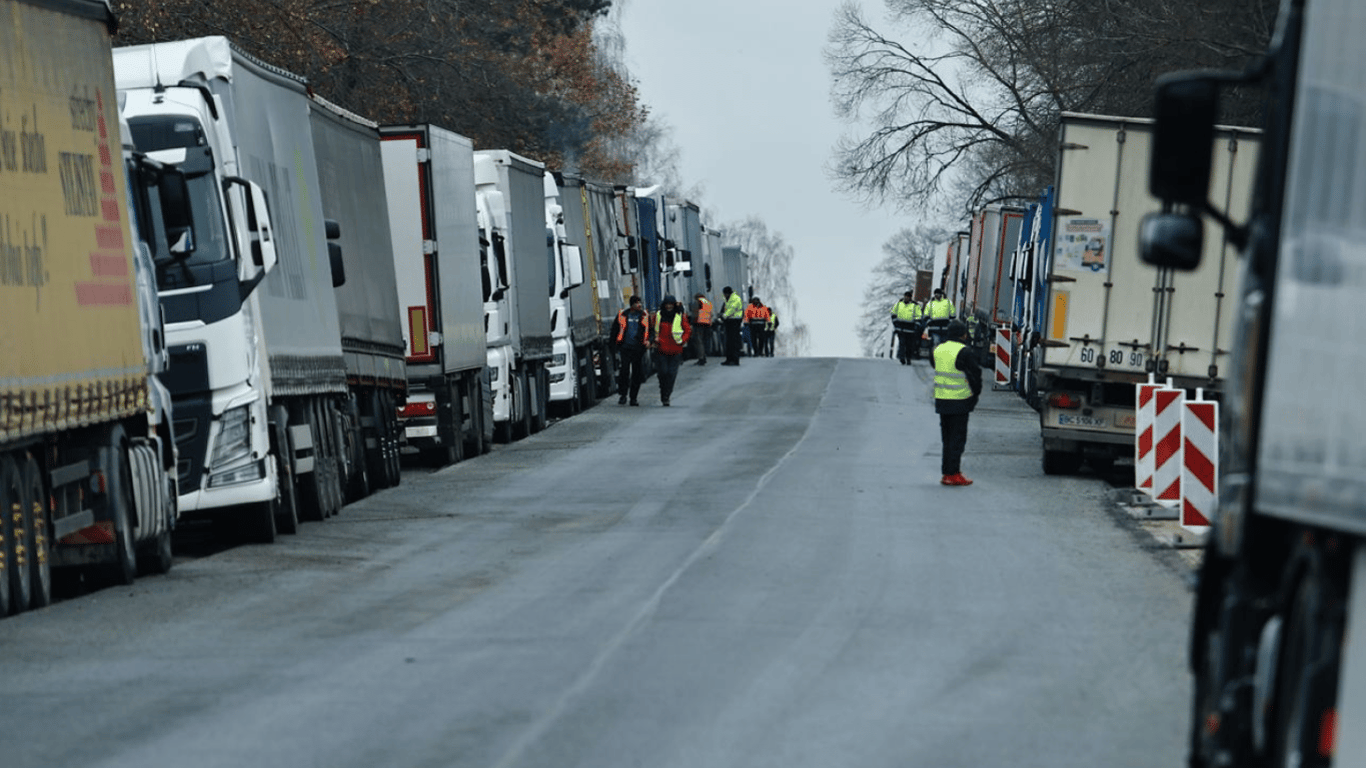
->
[343, 396, 369, 501]
[297, 401, 328, 522]
[1042, 449, 1083, 475]
[0, 456, 18, 616]
[21, 454, 51, 608]
[531, 369, 549, 433]
[463, 377, 485, 458]
[384, 391, 403, 485]
[270, 408, 300, 535]
[1269, 576, 1340, 768]
[102, 442, 138, 586]
[512, 370, 531, 440]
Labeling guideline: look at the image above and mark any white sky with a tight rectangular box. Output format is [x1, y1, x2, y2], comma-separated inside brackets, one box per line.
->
[617, 0, 907, 358]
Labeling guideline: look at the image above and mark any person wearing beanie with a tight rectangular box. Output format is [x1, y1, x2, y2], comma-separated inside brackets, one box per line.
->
[651, 295, 691, 406]
[933, 319, 982, 486]
[613, 295, 650, 405]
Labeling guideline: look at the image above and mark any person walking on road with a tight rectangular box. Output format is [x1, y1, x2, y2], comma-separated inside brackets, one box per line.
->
[652, 295, 692, 406]
[613, 295, 651, 406]
[891, 291, 922, 364]
[934, 320, 982, 486]
[691, 292, 713, 366]
[925, 289, 957, 348]
[744, 297, 770, 358]
[720, 286, 744, 365]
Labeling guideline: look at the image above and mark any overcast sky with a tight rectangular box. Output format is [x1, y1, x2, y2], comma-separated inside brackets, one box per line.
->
[616, 0, 906, 358]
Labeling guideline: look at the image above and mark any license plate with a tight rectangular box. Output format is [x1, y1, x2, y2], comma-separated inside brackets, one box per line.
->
[1114, 413, 1137, 429]
[1058, 414, 1108, 428]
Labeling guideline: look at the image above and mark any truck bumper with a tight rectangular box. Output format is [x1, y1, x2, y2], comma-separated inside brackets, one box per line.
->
[178, 464, 274, 516]
[548, 339, 574, 402]
[488, 345, 513, 423]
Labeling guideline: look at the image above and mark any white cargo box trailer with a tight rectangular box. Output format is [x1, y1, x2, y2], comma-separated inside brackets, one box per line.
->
[381, 125, 490, 465]
[1034, 112, 1258, 473]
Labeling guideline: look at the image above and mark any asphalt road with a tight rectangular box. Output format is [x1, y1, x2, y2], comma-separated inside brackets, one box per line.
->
[0, 357, 1193, 768]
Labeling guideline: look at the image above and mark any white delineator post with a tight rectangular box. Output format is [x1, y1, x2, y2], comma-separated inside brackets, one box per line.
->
[1182, 391, 1217, 533]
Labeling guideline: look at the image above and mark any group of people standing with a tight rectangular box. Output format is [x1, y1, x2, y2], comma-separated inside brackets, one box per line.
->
[891, 288, 981, 487]
[612, 286, 777, 407]
[890, 288, 957, 365]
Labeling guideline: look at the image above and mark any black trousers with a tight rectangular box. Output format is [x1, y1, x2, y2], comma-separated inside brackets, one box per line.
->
[617, 346, 645, 400]
[656, 353, 682, 402]
[724, 318, 742, 363]
[939, 412, 970, 475]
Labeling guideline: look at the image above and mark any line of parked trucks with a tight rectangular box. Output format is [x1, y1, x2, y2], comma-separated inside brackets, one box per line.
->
[930, 0, 1366, 761]
[0, 0, 747, 619]
[929, 112, 1258, 476]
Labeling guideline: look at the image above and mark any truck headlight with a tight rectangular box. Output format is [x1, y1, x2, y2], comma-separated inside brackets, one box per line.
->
[210, 405, 252, 468]
[208, 459, 266, 488]
[552, 353, 567, 367]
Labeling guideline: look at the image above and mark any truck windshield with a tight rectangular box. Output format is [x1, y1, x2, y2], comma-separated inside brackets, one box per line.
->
[128, 116, 233, 272]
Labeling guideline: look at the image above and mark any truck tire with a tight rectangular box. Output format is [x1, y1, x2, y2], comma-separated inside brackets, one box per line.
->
[342, 396, 369, 501]
[531, 368, 549, 433]
[1042, 449, 1083, 476]
[512, 369, 532, 440]
[0, 455, 18, 616]
[270, 407, 300, 535]
[297, 400, 330, 522]
[102, 439, 138, 586]
[21, 453, 52, 608]
[1269, 575, 1341, 768]
[463, 376, 485, 458]
[4, 456, 35, 610]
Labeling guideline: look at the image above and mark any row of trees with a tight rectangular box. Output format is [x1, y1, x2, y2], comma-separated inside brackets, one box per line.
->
[113, 0, 643, 182]
[832, 0, 1279, 353]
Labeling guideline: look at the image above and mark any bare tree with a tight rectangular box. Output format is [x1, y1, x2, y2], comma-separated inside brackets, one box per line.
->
[723, 218, 811, 358]
[826, 0, 1276, 218]
[857, 225, 947, 357]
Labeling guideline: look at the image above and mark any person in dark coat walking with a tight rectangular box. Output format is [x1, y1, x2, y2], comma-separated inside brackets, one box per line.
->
[651, 295, 692, 406]
[933, 320, 982, 485]
[613, 295, 650, 406]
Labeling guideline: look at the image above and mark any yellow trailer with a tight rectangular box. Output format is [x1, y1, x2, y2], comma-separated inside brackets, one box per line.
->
[0, 0, 179, 617]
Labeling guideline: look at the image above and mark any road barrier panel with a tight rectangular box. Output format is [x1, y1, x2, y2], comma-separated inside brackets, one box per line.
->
[993, 327, 1012, 389]
[1182, 392, 1217, 534]
[1151, 386, 1185, 508]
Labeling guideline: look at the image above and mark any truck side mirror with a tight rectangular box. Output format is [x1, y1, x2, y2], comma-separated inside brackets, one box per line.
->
[1149, 74, 1220, 206]
[244, 181, 277, 273]
[325, 218, 346, 287]
[1140, 211, 1204, 271]
[562, 243, 584, 296]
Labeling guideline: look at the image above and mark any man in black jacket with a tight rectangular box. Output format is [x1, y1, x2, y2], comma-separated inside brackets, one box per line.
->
[933, 320, 982, 486]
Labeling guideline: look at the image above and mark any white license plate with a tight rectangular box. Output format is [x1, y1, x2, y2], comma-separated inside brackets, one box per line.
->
[1058, 414, 1108, 428]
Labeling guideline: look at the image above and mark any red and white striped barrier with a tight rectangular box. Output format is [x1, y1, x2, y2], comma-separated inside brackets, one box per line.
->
[994, 328, 1012, 387]
[1182, 395, 1217, 533]
[1135, 380, 1162, 492]
[1152, 387, 1185, 507]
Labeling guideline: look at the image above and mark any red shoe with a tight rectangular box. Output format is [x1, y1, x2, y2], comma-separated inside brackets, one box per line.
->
[948, 473, 974, 486]
[941, 475, 955, 486]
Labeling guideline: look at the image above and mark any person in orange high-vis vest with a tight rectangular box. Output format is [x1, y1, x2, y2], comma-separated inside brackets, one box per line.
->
[692, 293, 713, 366]
[613, 295, 651, 405]
[744, 297, 771, 357]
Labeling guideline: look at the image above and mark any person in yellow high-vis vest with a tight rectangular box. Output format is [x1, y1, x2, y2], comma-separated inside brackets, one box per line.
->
[890, 290, 922, 364]
[934, 320, 982, 486]
[720, 286, 745, 365]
